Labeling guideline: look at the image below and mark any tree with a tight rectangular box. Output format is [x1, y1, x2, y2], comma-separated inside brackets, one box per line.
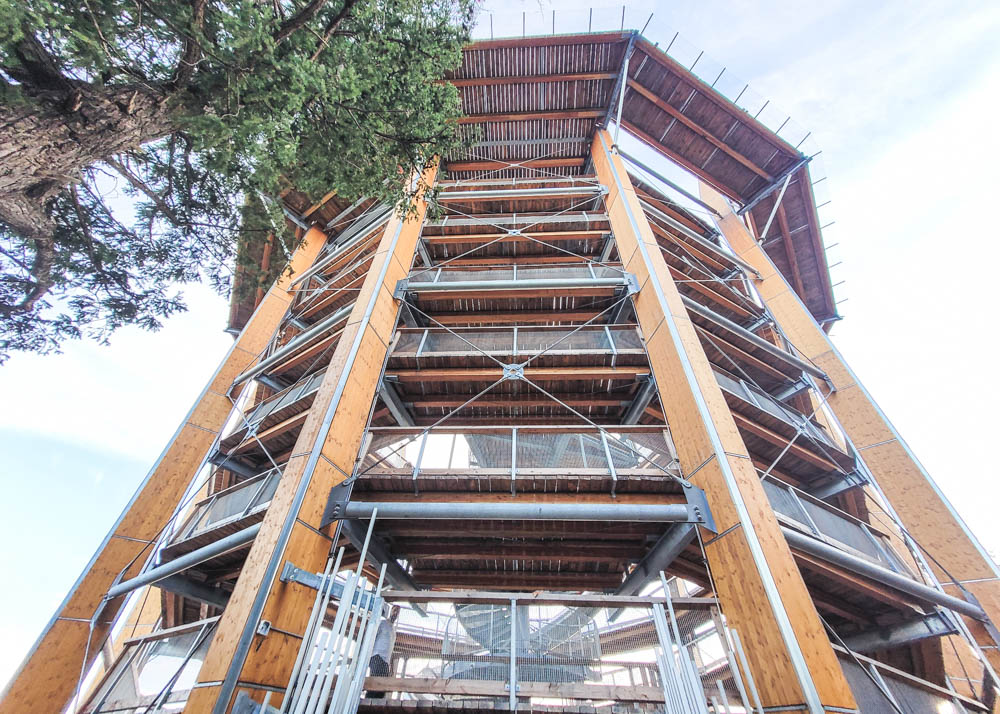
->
[0, 0, 475, 361]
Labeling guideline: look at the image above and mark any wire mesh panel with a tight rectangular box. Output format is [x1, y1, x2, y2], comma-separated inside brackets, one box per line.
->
[374, 595, 751, 713]
[422, 330, 515, 354]
[359, 428, 679, 495]
[173, 469, 280, 543]
[762, 476, 908, 572]
[839, 656, 979, 714]
[516, 327, 611, 353]
[81, 620, 217, 713]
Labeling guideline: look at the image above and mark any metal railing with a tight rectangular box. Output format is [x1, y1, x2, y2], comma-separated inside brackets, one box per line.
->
[393, 324, 643, 360]
[170, 468, 281, 545]
[367, 589, 755, 712]
[837, 649, 986, 713]
[411, 264, 626, 283]
[714, 367, 842, 453]
[358, 425, 680, 495]
[228, 368, 326, 438]
[80, 618, 218, 713]
[762, 475, 913, 575]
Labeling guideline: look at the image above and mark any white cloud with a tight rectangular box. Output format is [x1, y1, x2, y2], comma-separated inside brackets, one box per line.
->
[0, 285, 233, 462]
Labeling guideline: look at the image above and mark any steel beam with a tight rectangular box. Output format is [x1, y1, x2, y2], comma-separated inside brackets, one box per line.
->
[618, 149, 722, 218]
[343, 501, 700, 523]
[781, 526, 987, 620]
[841, 612, 958, 654]
[680, 295, 827, 380]
[157, 575, 231, 610]
[398, 275, 634, 294]
[616, 524, 697, 597]
[379, 380, 415, 427]
[106, 523, 262, 601]
[436, 186, 605, 201]
[233, 302, 354, 386]
[622, 376, 658, 425]
[209, 453, 263, 481]
[737, 156, 811, 217]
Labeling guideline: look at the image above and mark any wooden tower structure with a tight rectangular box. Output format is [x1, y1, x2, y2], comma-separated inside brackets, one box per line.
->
[4, 28, 1000, 714]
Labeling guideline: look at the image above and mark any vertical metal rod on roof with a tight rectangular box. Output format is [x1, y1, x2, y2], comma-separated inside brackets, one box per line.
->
[690, 51, 703, 71]
[642, 13, 653, 34]
[665, 31, 678, 53]
[754, 99, 769, 119]
[712, 68, 725, 87]
[552, 10, 555, 34]
[795, 131, 812, 149]
[589, 8, 593, 32]
[735, 83, 748, 104]
[522, 11, 525, 37]
[620, 5, 625, 30]
[777, 116, 791, 134]
[490, 13, 493, 39]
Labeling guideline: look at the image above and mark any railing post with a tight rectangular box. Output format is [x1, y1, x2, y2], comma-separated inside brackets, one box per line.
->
[600, 431, 618, 498]
[510, 428, 518, 496]
[604, 325, 617, 367]
[509, 598, 517, 712]
[412, 433, 428, 496]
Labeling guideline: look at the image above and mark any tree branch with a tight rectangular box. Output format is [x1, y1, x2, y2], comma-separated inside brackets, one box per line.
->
[12, 29, 71, 91]
[274, 0, 329, 45]
[310, 0, 361, 60]
[105, 156, 181, 225]
[173, 0, 208, 88]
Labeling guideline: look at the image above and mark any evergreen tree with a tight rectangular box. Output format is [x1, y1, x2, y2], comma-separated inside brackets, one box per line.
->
[0, 0, 475, 360]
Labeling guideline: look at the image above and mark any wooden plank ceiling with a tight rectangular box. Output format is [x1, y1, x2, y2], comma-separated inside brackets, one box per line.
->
[445, 31, 837, 326]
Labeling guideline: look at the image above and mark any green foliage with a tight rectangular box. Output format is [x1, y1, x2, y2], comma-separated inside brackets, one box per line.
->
[0, 0, 476, 361]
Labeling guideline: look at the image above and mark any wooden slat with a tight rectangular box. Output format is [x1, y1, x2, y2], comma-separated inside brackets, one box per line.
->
[446, 157, 587, 173]
[627, 79, 772, 180]
[450, 71, 616, 87]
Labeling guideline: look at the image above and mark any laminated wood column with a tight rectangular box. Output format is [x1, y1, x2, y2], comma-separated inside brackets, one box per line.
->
[186, 165, 437, 714]
[591, 130, 855, 714]
[702, 183, 1000, 675]
[0, 229, 328, 714]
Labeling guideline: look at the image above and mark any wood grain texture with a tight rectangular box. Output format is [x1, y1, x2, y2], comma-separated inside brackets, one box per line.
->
[193, 166, 437, 712]
[0, 229, 328, 714]
[702, 182, 1000, 682]
[592, 130, 855, 710]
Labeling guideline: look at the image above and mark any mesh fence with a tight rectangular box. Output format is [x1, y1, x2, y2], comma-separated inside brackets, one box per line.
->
[358, 428, 679, 493]
[839, 656, 977, 714]
[82, 620, 217, 713]
[410, 265, 624, 284]
[173, 469, 280, 543]
[392, 326, 643, 356]
[375, 597, 750, 713]
[761, 476, 907, 572]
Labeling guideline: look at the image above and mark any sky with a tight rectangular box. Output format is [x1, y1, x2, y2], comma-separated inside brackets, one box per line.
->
[2, 0, 999, 693]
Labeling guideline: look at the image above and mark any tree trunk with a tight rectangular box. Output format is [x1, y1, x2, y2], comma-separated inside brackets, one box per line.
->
[0, 83, 179, 313]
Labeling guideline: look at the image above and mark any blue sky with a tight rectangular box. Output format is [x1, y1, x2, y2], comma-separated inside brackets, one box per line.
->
[2, 0, 999, 691]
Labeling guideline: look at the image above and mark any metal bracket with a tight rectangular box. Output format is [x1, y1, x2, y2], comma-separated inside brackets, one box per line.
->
[280, 561, 326, 591]
[624, 273, 641, 296]
[321, 480, 355, 529]
[393, 279, 409, 299]
[744, 314, 772, 333]
[256, 620, 272, 637]
[503, 363, 525, 381]
[683, 484, 717, 533]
